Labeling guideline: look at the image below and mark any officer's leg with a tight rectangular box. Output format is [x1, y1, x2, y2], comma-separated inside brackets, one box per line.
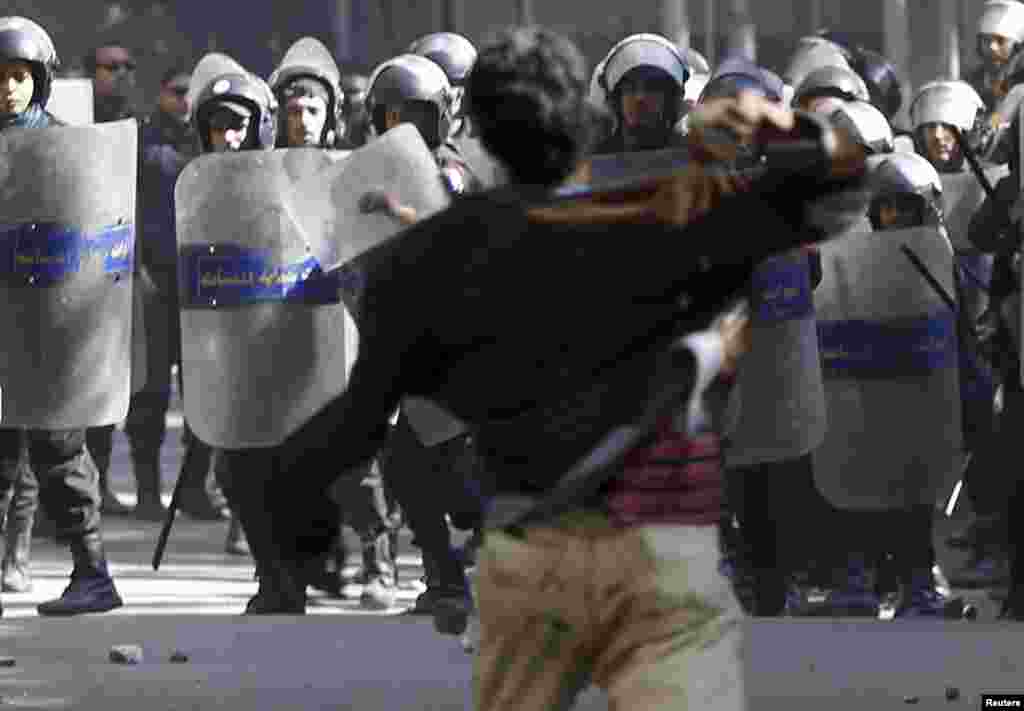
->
[32, 428, 122, 616]
[335, 460, 396, 609]
[123, 389, 171, 522]
[212, 449, 250, 557]
[2, 454, 38, 593]
[86, 424, 131, 516]
[0, 429, 27, 615]
[176, 421, 229, 521]
[381, 415, 471, 631]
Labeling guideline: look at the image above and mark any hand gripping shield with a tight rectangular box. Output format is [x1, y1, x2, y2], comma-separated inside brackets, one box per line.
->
[0, 119, 137, 427]
[723, 248, 827, 467]
[813, 226, 964, 510]
[176, 147, 349, 448]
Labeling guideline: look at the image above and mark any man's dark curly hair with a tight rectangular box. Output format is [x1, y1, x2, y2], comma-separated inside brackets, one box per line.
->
[466, 26, 592, 186]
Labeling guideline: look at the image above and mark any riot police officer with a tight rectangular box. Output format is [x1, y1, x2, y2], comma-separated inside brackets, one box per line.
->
[358, 52, 482, 627]
[592, 33, 690, 153]
[189, 63, 282, 564]
[266, 38, 400, 608]
[968, 0, 1024, 111]
[336, 73, 370, 149]
[0, 15, 123, 617]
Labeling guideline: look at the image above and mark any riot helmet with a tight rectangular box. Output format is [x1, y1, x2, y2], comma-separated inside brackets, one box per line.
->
[268, 37, 342, 148]
[597, 33, 690, 131]
[868, 151, 944, 230]
[792, 65, 870, 112]
[849, 48, 903, 121]
[191, 56, 277, 153]
[685, 48, 710, 77]
[338, 72, 370, 148]
[408, 32, 477, 135]
[829, 101, 894, 155]
[698, 56, 784, 104]
[783, 35, 852, 89]
[366, 53, 452, 150]
[909, 80, 985, 172]
[977, 0, 1024, 70]
[0, 16, 58, 111]
[407, 32, 477, 87]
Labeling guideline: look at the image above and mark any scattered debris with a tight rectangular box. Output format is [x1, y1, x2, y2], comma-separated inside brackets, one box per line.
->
[109, 645, 143, 665]
[0, 658, 14, 668]
[903, 696, 920, 704]
[169, 650, 189, 664]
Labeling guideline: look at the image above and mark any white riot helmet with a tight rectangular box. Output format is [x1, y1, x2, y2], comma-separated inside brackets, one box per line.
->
[868, 151, 945, 230]
[598, 33, 690, 97]
[909, 80, 986, 134]
[792, 65, 871, 108]
[784, 35, 852, 89]
[979, 0, 1024, 43]
[830, 101, 894, 155]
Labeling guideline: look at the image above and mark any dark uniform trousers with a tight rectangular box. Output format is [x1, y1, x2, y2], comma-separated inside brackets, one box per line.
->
[0, 428, 100, 540]
[215, 440, 391, 581]
[378, 412, 489, 593]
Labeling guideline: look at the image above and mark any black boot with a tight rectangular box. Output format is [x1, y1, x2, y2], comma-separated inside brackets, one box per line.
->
[2, 517, 33, 593]
[37, 533, 123, 616]
[244, 557, 306, 615]
[224, 514, 251, 556]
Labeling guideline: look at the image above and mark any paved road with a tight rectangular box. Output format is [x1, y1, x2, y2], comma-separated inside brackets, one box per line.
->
[1, 401, 1022, 709]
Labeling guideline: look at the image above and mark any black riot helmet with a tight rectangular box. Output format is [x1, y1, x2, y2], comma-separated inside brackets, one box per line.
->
[868, 151, 945, 231]
[848, 48, 903, 121]
[268, 37, 342, 147]
[597, 33, 690, 129]
[192, 71, 277, 153]
[0, 16, 59, 109]
[366, 54, 453, 149]
[407, 32, 477, 87]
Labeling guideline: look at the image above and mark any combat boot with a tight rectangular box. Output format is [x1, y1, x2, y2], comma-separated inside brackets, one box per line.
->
[244, 559, 306, 614]
[37, 533, 123, 616]
[359, 531, 397, 610]
[2, 518, 33, 593]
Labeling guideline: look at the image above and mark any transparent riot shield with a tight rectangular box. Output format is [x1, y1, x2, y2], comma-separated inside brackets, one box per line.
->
[813, 226, 964, 510]
[941, 165, 1008, 251]
[724, 248, 827, 467]
[176, 147, 348, 448]
[48, 78, 95, 126]
[0, 119, 137, 427]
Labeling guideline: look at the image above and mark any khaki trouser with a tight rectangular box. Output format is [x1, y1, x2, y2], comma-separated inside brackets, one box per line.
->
[473, 511, 745, 711]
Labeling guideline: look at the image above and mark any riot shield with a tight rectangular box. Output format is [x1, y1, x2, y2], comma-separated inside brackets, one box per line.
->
[176, 147, 349, 448]
[292, 124, 457, 445]
[813, 226, 964, 510]
[290, 123, 452, 271]
[268, 37, 341, 92]
[0, 119, 137, 427]
[723, 249, 827, 467]
[941, 165, 1008, 250]
[48, 79, 95, 125]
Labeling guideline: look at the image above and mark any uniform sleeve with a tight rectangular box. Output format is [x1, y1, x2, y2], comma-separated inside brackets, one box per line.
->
[968, 174, 1019, 255]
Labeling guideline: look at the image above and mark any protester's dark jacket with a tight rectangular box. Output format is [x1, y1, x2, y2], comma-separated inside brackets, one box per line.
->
[275, 163, 864, 511]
